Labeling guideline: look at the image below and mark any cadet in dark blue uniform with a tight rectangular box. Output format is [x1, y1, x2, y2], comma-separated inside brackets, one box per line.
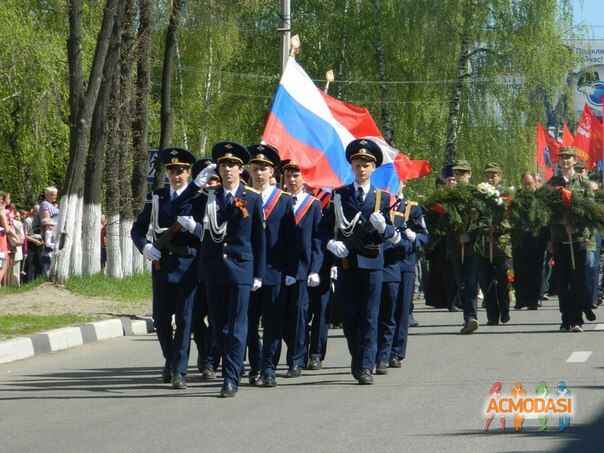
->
[131, 148, 199, 389]
[281, 159, 323, 377]
[246, 145, 296, 387]
[321, 139, 400, 384]
[189, 158, 221, 380]
[174, 142, 266, 397]
[389, 192, 429, 369]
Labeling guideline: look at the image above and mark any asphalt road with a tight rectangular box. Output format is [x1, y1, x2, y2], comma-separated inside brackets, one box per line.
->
[1, 299, 603, 453]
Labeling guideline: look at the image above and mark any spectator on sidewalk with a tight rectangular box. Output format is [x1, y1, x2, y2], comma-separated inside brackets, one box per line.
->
[7, 206, 25, 287]
[40, 217, 56, 278]
[0, 192, 9, 286]
[39, 186, 60, 225]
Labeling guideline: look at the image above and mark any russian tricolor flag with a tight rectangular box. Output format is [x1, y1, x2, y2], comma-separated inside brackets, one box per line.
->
[263, 57, 430, 193]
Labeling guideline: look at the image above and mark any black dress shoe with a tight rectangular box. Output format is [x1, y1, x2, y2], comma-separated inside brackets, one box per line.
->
[501, 313, 510, 324]
[389, 358, 402, 368]
[527, 306, 539, 311]
[162, 364, 171, 383]
[357, 369, 374, 385]
[201, 367, 216, 381]
[220, 382, 238, 398]
[308, 357, 322, 370]
[448, 306, 460, 312]
[375, 362, 388, 375]
[286, 367, 302, 378]
[486, 320, 498, 326]
[585, 308, 597, 322]
[171, 374, 187, 390]
[262, 374, 277, 387]
[248, 372, 263, 386]
[240, 368, 249, 378]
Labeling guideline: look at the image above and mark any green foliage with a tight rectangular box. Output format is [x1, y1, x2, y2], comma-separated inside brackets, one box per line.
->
[424, 184, 482, 236]
[539, 186, 604, 231]
[0, 314, 94, 340]
[66, 272, 152, 303]
[509, 188, 551, 236]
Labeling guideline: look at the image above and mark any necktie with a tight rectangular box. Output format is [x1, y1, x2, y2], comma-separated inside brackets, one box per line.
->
[356, 187, 364, 205]
[225, 192, 233, 207]
[292, 196, 298, 207]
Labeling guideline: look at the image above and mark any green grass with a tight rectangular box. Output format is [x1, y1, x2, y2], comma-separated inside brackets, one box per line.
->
[0, 278, 45, 297]
[0, 314, 95, 340]
[65, 272, 152, 303]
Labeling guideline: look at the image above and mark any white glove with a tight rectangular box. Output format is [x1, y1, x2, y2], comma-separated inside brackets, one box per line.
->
[177, 216, 196, 233]
[404, 228, 417, 242]
[252, 278, 263, 291]
[330, 266, 338, 281]
[285, 275, 297, 286]
[142, 243, 161, 261]
[369, 212, 387, 234]
[307, 273, 320, 287]
[327, 239, 349, 258]
[194, 163, 218, 188]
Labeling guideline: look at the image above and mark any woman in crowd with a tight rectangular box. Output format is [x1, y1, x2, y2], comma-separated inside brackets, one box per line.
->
[0, 192, 9, 286]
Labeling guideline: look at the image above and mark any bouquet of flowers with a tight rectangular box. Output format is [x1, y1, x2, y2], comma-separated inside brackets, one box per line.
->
[539, 186, 604, 232]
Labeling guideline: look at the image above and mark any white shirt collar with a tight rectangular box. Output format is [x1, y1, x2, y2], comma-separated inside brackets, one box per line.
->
[291, 190, 307, 210]
[353, 180, 371, 196]
[261, 184, 276, 204]
[170, 184, 187, 198]
[224, 184, 240, 198]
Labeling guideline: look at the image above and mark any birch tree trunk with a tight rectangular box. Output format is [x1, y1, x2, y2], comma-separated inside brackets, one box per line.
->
[131, 0, 153, 275]
[54, 0, 119, 283]
[82, 2, 125, 275]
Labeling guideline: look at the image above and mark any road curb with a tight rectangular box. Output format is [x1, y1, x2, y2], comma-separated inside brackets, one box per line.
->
[0, 317, 153, 365]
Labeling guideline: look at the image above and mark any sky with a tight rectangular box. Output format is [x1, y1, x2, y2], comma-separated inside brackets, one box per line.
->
[571, 0, 604, 38]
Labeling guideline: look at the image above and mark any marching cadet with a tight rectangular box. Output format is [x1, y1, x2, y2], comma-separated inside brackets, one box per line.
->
[280, 160, 323, 377]
[189, 158, 220, 380]
[130, 148, 199, 390]
[449, 159, 480, 334]
[547, 147, 597, 332]
[376, 181, 429, 374]
[246, 144, 296, 387]
[174, 142, 266, 397]
[321, 138, 401, 384]
[478, 163, 512, 326]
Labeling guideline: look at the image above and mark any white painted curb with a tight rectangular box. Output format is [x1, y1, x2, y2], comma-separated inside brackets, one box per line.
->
[0, 337, 35, 364]
[89, 319, 124, 341]
[45, 327, 84, 352]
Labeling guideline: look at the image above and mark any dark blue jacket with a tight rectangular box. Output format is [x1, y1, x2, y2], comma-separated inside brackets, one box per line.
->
[289, 194, 323, 280]
[320, 183, 395, 271]
[400, 202, 429, 273]
[130, 187, 199, 285]
[175, 183, 266, 286]
[261, 188, 296, 286]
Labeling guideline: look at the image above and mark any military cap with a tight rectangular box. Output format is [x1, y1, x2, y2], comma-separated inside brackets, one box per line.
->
[345, 138, 383, 167]
[574, 160, 586, 171]
[191, 158, 214, 180]
[248, 144, 281, 167]
[160, 147, 196, 168]
[452, 159, 472, 172]
[558, 146, 577, 157]
[282, 159, 302, 172]
[484, 162, 503, 174]
[212, 141, 249, 166]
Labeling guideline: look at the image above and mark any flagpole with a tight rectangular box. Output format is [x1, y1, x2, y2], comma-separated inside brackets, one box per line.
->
[279, 0, 291, 74]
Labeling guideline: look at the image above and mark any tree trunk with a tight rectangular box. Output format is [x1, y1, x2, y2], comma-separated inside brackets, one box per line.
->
[371, 0, 394, 143]
[118, 0, 136, 277]
[131, 0, 153, 274]
[104, 47, 123, 279]
[82, 2, 126, 275]
[155, 0, 186, 189]
[54, 0, 119, 283]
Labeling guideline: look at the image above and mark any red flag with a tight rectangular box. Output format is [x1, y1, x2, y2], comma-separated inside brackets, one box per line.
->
[535, 123, 555, 179]
[592, 103, 604, 165]
[562, 123, 574, 147]
[573, 105, 595, 167]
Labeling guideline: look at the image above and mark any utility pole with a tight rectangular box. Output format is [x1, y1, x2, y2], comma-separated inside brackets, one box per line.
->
[279, 0, 291, 74]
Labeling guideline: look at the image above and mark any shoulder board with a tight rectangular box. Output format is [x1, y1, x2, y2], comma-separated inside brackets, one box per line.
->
[244, 185, 261, 194]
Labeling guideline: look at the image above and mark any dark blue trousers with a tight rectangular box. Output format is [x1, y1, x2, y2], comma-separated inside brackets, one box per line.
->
[306, 278, 332, 363]
[478, 256, 511, 324]
[585, 249, 599, 308]
[191, 283, 219, 370]
[340, 268, 382, 373]
[153, 269, 196, 376]
[391, 271, 415, 361]
[451, 253, 479, 321]
[284, 281, 310, 369]
[206, 282, 251, 388]
[376, 281, 401, 365]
